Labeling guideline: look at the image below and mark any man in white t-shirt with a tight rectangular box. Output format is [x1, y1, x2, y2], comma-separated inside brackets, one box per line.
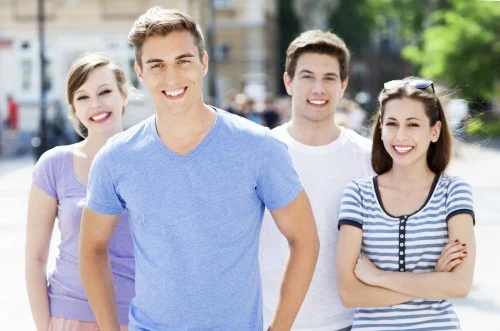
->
[260, 30, 372, 331]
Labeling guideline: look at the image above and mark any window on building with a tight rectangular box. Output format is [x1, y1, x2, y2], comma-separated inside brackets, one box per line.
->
[21, 59, 32, 91]
[214, 43, 231, 63]
[214, 0, 233, 10]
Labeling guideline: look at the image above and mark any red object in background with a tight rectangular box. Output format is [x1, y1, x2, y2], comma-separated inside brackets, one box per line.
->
[7, 96, 19, 130]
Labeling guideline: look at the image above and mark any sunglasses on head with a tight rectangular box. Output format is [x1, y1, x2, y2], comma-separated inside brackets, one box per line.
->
[383, 79, 435, 94]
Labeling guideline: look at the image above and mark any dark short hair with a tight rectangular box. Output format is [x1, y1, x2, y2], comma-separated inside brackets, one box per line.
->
[371, 77, 452, 174]
[285, 30, 350, 81]
[128, 6, 205, 68]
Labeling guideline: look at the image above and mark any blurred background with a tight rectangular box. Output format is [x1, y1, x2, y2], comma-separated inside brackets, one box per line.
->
[0, 0, 499, 330]
[0, 0, 498, 157]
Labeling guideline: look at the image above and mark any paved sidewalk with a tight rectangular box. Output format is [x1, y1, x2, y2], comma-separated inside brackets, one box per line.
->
[0, 143, 499, 330]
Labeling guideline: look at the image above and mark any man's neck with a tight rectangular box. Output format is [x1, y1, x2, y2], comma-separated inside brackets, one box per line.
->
[286, 116, 341, 146]
[155, 103, 217, 155]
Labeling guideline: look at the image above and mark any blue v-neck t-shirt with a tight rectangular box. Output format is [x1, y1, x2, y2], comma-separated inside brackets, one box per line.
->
[87, 109, 303, 330]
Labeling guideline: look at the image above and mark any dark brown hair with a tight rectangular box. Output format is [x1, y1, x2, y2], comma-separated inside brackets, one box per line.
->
[285, 30, 350, 81]
[128, 6, 205, 68]
[371, 78, 452, 174]
[66, 53, 129, 138]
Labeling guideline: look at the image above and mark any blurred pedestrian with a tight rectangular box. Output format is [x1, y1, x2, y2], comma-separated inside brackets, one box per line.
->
[6, 94, 19, 131]
[346, 100, 366, 134]
[337, 77, 475, 330]
[261, 93, 281, 129]
[79, 7, 318, 331]
[25, 53, 135, 331]
[51, 99, 73, 146]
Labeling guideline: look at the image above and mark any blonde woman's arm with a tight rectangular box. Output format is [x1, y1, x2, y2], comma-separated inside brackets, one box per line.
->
[25, 185, 57, 331]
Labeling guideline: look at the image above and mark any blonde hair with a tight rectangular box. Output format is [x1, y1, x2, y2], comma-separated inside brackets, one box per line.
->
[66, 53, 130, 137]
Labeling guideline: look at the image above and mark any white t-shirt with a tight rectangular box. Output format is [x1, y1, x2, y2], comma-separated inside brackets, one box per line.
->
[259, 125, 373, 331]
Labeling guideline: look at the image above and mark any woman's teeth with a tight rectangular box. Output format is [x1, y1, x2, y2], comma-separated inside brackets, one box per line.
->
[395, 146, 413, 153]
[91, 112, 110, 121]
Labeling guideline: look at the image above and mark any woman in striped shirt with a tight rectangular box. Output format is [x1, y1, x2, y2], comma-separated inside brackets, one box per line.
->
[336, 78, 475, 330]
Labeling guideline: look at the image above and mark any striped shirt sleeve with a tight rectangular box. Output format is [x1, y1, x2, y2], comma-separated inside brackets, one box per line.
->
[446, 176, 475, 224]
[338, 181, 364, 230]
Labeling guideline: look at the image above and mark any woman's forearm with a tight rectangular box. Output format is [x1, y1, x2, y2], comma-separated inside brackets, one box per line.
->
[25, 259, 51, 331]
[339, 272, 417, 308]
[375, 270, 472, 300]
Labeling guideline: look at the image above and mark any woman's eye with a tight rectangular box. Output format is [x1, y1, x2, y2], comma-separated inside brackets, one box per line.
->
[99, 89, 112, 96]
[386, 122, 396, 126]
[76, 95, 88, 101]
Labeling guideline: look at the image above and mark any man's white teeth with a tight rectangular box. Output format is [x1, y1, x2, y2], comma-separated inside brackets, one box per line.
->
[165, 88, 185, 96]
[395, 146, 413, 153]
[309, 100, 326, 105]
[91, 113, 110, 121]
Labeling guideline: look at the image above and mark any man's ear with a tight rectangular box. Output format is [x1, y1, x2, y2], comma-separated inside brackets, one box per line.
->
[202, 51, 209, 76]
[134, 61, 144, 84]
[339, 76, 349, 98]
[283, 72, 293, 96]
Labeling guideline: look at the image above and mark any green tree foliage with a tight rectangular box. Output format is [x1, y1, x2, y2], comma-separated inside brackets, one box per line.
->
[402, 0, 500, 101]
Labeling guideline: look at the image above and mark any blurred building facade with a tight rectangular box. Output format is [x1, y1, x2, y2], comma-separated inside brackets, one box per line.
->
[0, 0, 277, 132]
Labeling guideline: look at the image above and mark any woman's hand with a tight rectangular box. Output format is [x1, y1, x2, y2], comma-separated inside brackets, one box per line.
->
[354, 255, 383, 286]
[435, 239, 468, 272]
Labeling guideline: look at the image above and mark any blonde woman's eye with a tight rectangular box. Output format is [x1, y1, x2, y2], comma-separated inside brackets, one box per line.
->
[99, 89, 112, 95]
[76, 95, 88, 101]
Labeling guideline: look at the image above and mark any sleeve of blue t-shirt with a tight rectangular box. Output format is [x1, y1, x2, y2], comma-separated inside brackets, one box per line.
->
[338, 181, 364, 230]
[86, 146, 126, 215]
[446, 176, 475, 224]
[31, 147, 60, 199]
[255, 132, 303, 211]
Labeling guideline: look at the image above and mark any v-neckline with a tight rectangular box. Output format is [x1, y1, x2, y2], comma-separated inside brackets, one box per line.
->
[151, 107, 222, 162]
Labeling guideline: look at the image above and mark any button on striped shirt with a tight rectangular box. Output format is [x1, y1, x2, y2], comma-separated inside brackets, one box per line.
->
[338, 174, 475, 330]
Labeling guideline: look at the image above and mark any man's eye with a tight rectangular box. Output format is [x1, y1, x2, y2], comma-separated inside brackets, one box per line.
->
[151, 63, 163, 69]
[178, 59, 190, 64]
[302, 75, 313, 79]
[409, 123, 420, 127]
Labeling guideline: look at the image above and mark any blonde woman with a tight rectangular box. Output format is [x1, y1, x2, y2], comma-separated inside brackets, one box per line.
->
[25, 53, 134, 331]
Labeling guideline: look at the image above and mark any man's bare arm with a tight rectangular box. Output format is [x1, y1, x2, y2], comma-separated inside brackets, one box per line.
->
[79, 207, 120, 331]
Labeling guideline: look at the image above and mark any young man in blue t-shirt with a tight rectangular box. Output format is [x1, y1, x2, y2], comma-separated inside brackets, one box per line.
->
[79, 6, 319, 331]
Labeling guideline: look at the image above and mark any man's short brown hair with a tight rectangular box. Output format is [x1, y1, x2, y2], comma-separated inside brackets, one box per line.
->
[285, 30, 350, 81]
[128, 6, 205, 68]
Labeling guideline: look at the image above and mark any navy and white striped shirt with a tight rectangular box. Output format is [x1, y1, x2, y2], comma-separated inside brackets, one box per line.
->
[338, 174, 475, 330]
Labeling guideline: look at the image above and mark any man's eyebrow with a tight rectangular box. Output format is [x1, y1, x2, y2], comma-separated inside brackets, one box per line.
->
[175, 53, 195, 60]
[325, 72, 339, 78]
[145, 53, 195, 64]
[145, 58, 164, 64]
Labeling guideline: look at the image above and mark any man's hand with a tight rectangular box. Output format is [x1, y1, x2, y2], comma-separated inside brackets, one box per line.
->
[435, 239, 467, 272]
